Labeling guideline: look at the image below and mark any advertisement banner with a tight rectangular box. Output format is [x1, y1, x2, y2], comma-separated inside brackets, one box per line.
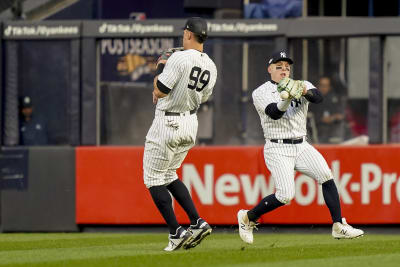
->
[76, 146, 400, 224]
[76, 147, 163, 224]
[3, 21, 80, 39]
[100, 37, 178, 83]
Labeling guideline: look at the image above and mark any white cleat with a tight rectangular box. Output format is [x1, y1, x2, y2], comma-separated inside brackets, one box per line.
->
[332, 218, 364, 239]
[164, 226, 193, 251]
[237, 209, 258, 244]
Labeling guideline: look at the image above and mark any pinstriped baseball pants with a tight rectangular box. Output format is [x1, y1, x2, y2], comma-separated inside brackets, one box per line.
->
[143, 110, 198, 188]
[264, 140, 333, 204]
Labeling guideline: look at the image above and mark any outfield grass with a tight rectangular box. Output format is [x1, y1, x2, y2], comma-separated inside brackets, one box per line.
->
[0, 231, 399, 266]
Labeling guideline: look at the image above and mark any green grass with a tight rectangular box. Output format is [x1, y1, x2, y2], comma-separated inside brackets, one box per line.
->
[0, 232, 399, 267]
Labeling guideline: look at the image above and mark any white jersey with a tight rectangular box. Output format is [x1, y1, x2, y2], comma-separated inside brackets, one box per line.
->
[253, 80, 333, 205]
[143, 48, 217, 188]
[157, 49, 217, 113]
[252, 80, 316, 140]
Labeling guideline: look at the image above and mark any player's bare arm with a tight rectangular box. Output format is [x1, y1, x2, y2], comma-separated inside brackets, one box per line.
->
[153, 76, 167, 100]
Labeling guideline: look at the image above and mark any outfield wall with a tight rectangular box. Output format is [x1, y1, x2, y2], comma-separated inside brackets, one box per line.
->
[1, 145, 400, 231]
[0, 147, 78, 232]
[76, 145, 400, 225]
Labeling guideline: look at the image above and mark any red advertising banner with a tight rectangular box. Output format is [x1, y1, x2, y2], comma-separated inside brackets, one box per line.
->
[76, 147, 164, 224]
[76, 145, 400, 224]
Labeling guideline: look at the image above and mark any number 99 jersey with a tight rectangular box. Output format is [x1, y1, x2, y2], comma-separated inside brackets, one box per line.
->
[157, 49, 217, 112]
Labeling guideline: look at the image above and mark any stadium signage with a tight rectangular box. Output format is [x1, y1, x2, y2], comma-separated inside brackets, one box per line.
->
[100, 37, 175, 83]
[183, 161, 400, 207]
[82, 20, 286, 37]
[3, 23, 80, 39]
[83, 20, 182, 37]
[101, 38, 174, 55]
[207, 22, 278, 33]
[76, 146, 400, 224]
[98, 23, 174, 35]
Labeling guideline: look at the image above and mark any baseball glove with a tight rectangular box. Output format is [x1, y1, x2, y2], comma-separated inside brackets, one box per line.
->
[157, 47, 184, 63]
[277, 77, 304, 100]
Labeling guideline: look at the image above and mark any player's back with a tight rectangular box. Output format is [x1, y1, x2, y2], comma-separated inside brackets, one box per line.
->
[157, 49, 217, 113]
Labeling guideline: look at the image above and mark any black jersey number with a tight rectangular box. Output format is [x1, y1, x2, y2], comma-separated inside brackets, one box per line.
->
[188, 66, 210, 92]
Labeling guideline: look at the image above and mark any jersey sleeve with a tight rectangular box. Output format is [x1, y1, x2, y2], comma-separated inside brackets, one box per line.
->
[157, 53, 183, 90]
[252, 86, 274, 114]
[302, 80, 322, 103]
[201, 63, 218, 103]
[304, 80, 316, 90]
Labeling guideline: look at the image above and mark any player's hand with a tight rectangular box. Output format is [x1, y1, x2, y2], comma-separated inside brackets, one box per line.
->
[301, 84, 307, 95]
[152, 91, 158, 104]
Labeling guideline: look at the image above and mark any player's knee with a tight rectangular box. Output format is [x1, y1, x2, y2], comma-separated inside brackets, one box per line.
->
[318, 171, 334, 184]
[275, 190, 295, 204]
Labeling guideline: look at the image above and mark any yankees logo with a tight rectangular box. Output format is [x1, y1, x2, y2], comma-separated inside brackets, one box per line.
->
[291, 99, 301, 107]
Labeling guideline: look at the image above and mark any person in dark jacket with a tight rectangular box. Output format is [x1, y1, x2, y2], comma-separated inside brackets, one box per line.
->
[19, 96, 48, 145]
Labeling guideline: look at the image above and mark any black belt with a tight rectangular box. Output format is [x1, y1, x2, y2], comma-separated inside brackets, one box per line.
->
[270, 138, 303, 144]
[165, 109, 197, 116]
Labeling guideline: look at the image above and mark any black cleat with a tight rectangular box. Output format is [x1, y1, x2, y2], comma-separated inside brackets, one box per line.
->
[184, 218, 212, 249]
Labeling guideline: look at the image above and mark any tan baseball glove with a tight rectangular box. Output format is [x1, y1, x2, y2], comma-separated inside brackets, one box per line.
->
[277, 77, 304, 100]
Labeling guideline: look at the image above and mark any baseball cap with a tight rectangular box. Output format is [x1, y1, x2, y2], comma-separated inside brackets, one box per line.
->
[268, 51, 294, 65]
[182, 17, 208, 37]
[20, 96, 33, 108]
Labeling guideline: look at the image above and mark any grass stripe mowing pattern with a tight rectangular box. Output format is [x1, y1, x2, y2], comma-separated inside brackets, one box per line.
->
[0, 233, 399, 266]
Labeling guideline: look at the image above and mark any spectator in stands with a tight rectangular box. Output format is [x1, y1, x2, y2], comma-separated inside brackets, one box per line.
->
[309, 76, 346, 144]
[244, 0, 302, 19]
[19, 96, 48, 145]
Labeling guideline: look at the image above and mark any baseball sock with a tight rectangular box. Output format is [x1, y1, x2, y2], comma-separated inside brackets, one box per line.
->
[148, 185, 180, 234]
[322, 179, 342, 223]
[167, 179, 200, 225]
[247, 194, 284, 222]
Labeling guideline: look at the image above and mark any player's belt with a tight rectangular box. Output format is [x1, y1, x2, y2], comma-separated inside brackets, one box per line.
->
[165, 109, 197, 116]
[270, 138, 303, 144]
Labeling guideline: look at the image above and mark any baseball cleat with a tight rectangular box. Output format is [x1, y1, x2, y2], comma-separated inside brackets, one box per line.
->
[237, 209, 258, 244]
[164, 226, 193, 251]
[332, 218, 364, 239]
[184, 218, 212, 249]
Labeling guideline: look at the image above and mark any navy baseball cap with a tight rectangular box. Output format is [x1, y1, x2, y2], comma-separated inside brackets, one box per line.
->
[182, 17, 208, 37]
[268, 51, 294, 65]
[20, 96, 33, 108]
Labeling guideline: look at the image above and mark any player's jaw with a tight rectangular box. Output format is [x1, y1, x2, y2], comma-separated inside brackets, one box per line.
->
[271, 71, 289, 83]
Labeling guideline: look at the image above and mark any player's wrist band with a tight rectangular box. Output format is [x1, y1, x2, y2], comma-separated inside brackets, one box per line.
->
[277, 98, 291, 111]
[155, 63, 165, 76]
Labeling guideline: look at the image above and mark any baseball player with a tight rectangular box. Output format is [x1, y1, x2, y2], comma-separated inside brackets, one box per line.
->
[237, 51, 364, 244]
[143, 17, 217, 251]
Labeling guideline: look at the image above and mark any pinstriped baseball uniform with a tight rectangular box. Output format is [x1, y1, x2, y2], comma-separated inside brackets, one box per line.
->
[253, 80, 333, 204]
[143, 49, 217, 188]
